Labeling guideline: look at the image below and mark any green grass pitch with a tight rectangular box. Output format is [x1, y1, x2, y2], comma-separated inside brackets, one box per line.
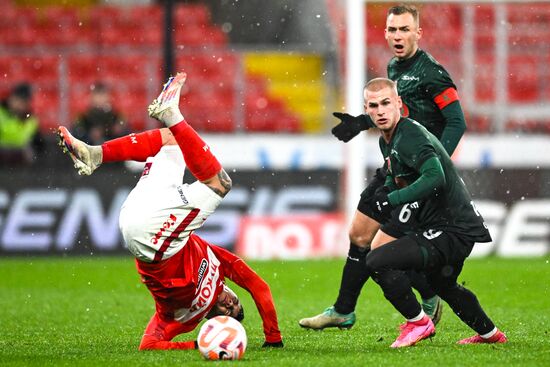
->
[1, 256, 549, 366]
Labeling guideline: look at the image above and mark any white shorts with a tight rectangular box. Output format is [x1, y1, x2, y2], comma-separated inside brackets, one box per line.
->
[119, 146, 223, 262]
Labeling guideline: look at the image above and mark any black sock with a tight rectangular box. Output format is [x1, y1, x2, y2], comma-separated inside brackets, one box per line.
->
[409, 270, 437, 300]
[439, 284, 496, 334]
[334, 243, 370, 315]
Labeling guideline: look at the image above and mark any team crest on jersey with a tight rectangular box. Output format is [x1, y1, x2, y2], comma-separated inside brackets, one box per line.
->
[141, 162, 152, 177]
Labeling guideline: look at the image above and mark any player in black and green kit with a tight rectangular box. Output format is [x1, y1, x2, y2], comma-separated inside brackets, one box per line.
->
[363, 77, 506, 347]
[300, 4, 462, 330]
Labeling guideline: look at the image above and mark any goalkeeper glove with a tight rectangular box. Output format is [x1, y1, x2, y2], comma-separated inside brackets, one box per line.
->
[331, 113, 374, 142]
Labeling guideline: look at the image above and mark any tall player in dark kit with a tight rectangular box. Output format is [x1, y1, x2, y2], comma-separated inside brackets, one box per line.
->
[58, 72, 283, 351]
[363, 77, 506, 347]
[300, 4, 466, 330]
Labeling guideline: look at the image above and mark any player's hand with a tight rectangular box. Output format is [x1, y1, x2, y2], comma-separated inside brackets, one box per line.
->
[262, 340, 284, 348]
[370, 186, 393, 219]
[331, 113, 373, 142]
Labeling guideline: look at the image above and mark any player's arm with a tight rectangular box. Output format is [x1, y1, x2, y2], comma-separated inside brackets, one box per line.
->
[387, 156, 445, 206]
[371, 132, 445, 217]
[437, 94, 466, 156]
[138, 313, 198, 351]
[429, 67, 467, 155]
[210, 245, 283, 347]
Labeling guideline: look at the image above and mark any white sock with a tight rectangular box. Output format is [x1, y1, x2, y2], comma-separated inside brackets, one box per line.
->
[407, 310, 426, 323]
[161, 108, 184, 128]
[480, 327, 497, 339]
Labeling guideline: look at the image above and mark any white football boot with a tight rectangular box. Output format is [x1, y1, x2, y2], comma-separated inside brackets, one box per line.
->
[57, 126, 102, 176]
[147, 72, 187, 127]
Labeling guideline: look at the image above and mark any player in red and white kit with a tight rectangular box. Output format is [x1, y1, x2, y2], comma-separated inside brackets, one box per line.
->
[57, 72, 283, 351]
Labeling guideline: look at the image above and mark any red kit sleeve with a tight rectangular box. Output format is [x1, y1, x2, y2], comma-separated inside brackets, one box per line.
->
[210, 245, 283, 344]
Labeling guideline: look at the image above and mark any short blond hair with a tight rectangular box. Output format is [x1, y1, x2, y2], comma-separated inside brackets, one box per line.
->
[365, 78, 398, 94]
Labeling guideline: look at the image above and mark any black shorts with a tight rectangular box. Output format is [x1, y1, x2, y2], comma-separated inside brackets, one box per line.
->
[356, 168, 418, 238]
[411, 230, 474, 270]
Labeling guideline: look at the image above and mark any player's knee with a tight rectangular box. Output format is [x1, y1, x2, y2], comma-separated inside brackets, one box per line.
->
[348, 228, 374, 248]
[365, 248, 386, 273]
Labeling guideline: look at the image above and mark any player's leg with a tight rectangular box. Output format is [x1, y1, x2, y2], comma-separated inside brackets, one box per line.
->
[148, 72, 230, 197]
[423, 235, 507, 344]
[334, 211, 380, 314]
[365, 236, 436, 348]
[58, 126, 172, 175]
[428, 271, 507, 344]
[298, 169, 388, 330]
[379, 206, 443, 324]
[298, 211, 377, 330]
[139, 312, 197, 350]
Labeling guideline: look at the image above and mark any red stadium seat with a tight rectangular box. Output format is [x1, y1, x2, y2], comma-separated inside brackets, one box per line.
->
[474, 5, 495, 49]
[245, 95, 301, 133]
[67, 56, 101, 84]
[174, 4, 211, 26]
[110, 85, 149, 131]
[473, 54, 495, 102]
[68, 84, 92, 121]
[508, 55, 539, 102]
[0, 57, 60, 85]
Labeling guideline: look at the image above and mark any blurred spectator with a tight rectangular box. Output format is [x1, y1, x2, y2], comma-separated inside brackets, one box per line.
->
[0, 83, 43, 166]
[73, 82, 129, 145]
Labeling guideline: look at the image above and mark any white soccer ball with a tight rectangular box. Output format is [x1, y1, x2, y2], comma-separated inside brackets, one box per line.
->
[197, 316, 247, 360]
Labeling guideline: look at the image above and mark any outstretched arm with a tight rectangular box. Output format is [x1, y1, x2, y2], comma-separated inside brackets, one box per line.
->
[139, 313, 198, 351]
[210, 245, 283, 346]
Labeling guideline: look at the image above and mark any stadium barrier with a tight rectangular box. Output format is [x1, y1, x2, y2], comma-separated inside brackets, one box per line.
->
[1, 166, 548, 258]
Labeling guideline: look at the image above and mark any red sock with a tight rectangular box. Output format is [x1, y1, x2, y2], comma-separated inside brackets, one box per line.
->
[101, 130, 162, 163]
[169, 120, 221, 181]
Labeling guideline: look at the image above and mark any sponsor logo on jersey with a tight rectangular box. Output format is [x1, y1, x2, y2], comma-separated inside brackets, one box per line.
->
[150, 213, 177, 245]
[175, 247, 221, 323]
[197, 259, 208, 288]
[401, 75, 420, 81]
[177, 186, 189, 205]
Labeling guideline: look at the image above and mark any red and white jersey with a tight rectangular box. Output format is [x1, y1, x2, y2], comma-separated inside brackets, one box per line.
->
[136, 234, 283, 344]
[119, 146, 223, 263]
[136, 234, 225, 327]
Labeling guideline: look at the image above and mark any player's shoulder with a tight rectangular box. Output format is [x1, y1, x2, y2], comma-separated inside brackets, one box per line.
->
[397, 118, 429, 139]
[418, 49, 452, 76]
[388, 56, 399, 68]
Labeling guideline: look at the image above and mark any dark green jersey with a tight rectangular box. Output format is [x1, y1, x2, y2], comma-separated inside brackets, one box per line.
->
[379, 118, 491, 243]
[387, 49, 457, 140]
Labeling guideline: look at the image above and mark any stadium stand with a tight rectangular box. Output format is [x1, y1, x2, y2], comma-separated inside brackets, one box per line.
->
[0, 2, 310, 134]
[2, 1, 549, 134]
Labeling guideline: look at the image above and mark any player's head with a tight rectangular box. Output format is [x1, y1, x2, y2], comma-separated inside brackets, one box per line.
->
[7, 83, 32, 120]
[363, 78, 402, 133]
[90, 82, 111, 109]
[206, 285, 244, 321]
[385, 4, 422, 60]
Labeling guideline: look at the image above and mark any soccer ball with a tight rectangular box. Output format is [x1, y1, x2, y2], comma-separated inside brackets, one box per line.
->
[197, 316, 247, 360]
